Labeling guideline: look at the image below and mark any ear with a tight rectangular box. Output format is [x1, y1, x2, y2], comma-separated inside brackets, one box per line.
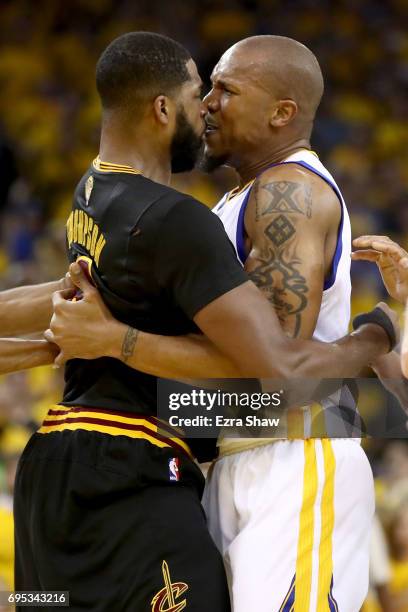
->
[153, 95, 171, 125]
[270, 99, 298, 128]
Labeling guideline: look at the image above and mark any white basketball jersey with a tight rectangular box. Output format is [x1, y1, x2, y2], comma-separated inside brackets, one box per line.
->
[212, 150, 358, 445]
[212, 149, 352, 343]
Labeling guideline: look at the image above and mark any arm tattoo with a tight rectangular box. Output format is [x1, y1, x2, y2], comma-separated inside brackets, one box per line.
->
[248, 246, 308, 337]
[256, 180, 312, 220]
[250, 180, 312, 336]
[121, 327, 139, 363]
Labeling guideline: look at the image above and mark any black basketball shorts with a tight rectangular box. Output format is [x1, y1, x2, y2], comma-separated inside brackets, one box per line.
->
[14, 406, 230, 611]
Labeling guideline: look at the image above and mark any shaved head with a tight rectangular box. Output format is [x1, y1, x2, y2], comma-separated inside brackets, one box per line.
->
[219, 35, 324, 122]
[202, 35, 324, 173]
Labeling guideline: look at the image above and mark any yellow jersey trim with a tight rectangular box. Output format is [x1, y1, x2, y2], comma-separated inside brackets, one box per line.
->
[93, 156, 142, 175]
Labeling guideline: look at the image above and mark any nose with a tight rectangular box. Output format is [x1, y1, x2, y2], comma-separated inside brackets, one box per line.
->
[203, 89, 219, 113]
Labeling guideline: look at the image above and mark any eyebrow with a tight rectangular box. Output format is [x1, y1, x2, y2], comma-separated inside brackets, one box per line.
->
[210, 75, 240, 89]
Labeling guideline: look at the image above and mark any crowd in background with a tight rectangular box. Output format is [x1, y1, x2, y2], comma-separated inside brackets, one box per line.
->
[0, 0, 407, 609]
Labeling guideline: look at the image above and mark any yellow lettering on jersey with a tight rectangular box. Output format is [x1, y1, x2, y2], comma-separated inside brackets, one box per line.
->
[94, 235, 106, 266]
[73, 210, 79, 243]
[66, 213, 73, 245]
[77, 210, 84, 244]
[66, 210, 106, 267]
[90, 225, 98, 259]
[86, 217, 94, 251]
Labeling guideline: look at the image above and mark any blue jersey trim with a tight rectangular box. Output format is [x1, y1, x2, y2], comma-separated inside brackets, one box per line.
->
[235, 160, 344, 290]
[236, 188, 251, 265]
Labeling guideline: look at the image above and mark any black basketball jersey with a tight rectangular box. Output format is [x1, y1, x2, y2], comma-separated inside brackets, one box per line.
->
[61, 157, 247, 416]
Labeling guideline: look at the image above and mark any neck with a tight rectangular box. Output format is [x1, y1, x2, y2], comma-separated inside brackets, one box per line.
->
[99, 121, 171, 185]
[236, 137, 311, 186]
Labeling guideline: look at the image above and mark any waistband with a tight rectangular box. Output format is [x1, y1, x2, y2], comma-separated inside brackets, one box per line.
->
[39, 405, 193, 460]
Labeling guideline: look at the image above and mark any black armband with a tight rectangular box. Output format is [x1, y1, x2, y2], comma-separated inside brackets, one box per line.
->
[352, 307, 397, 352]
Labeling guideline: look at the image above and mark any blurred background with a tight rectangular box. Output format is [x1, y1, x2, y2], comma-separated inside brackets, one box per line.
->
[0, 0, 407, 609]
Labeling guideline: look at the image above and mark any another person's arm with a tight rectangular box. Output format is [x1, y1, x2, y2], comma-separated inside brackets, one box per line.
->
[46, 273, 394, 379]
[372, 350, 408, 410]
[46, 174, 396, 379]
[0, 338, 58, 374]
[353, 235, 408, 377]
[0, 278, 69, 336]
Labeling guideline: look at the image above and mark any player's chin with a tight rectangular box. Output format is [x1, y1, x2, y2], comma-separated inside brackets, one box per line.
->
[203, 128, 220, 146]
[197, 140, 227, 172]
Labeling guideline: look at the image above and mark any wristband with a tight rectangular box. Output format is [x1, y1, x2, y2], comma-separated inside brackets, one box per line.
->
[352, 307, 397, 352]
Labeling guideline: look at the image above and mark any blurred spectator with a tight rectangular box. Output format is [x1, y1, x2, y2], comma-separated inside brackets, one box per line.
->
[0, 0, 407, 605]
[0, 424, 31, 591]
[387, 503, 408, 610]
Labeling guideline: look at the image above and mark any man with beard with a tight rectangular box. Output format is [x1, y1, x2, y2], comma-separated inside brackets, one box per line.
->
[42, 35, 402, 612]
[13, 31, 240, 612]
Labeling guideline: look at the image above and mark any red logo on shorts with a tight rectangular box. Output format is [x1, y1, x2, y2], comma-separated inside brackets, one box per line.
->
[151, 560, 188, 612]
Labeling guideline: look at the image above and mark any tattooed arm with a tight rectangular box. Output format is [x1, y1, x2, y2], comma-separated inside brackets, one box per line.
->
[45, 270, 393, 379]
[244, 164, 341, 339]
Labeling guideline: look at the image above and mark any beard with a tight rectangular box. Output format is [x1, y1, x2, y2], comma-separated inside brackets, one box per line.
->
[170, 107, 203, 174]
[197, 147, 228, 173]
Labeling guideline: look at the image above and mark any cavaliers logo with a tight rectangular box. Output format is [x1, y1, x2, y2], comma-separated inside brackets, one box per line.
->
[85, 175, 94, 206]
[151, 560, 188, 612]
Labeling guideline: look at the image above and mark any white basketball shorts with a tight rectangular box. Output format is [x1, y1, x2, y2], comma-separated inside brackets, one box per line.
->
[202, 439, 375, 612]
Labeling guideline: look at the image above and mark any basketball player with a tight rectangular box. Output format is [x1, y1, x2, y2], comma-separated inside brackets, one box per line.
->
[44, 35, 401, 612]
[10, 32, 398, 612]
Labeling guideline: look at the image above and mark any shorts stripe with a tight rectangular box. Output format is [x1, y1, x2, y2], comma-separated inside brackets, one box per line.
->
[279, 575, 295, 612]
[287, 409, 305, 438]
[310, 403, 326, 437]
[328, 576, 339, 612]
[38, 406, 193, 459]
[294, 440, 318, 611]
[317, 440, 336, 611]
[47, 405, 182, 437]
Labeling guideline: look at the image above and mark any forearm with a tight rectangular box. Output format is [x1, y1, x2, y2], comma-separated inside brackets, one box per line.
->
[0, 280, 65, 336]
[285, 324, 390, 379]
[106, 322, 240, 378]
[372, 350, 408, 406]
[0, 339, 58, 374]
[106, 320, 389, 381]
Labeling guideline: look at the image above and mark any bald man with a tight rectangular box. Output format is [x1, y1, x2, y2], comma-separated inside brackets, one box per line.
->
[201, 36, 365, 612]
[45, 35, 386, 611]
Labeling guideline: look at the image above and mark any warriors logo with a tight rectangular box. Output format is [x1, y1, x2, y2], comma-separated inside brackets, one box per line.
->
[151, 561, 188, 612]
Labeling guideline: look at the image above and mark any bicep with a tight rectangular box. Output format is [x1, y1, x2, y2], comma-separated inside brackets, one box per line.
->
[244, 199, 325, 339]
[193, 281, 289, 377]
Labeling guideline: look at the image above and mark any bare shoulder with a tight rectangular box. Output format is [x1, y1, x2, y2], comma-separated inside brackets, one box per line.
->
[246, 163, 341, 231]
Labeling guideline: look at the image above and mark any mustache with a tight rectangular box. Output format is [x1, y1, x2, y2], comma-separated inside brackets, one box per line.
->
[204, 116, 218, 129]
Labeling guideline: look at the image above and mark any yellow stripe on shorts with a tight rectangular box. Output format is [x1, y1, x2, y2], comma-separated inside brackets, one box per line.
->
[317, 439, 336, 611]
[294, 439, 318, 612]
